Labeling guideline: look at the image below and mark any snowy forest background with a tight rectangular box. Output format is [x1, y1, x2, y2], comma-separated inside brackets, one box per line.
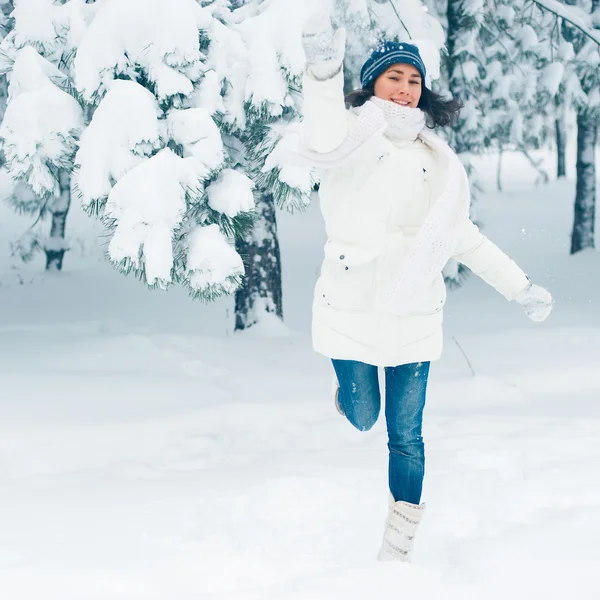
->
[0, 1, 599, 599]
[0, 0, 597, 327]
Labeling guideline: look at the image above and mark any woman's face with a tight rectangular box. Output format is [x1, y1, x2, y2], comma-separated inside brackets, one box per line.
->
[373, 63, 422, 108]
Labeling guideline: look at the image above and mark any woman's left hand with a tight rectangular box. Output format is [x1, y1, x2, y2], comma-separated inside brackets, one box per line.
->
[515, 282, 554, 322]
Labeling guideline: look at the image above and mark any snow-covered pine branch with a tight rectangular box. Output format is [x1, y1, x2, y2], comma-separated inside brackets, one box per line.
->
[73, 79, 163, 215]
[2, 47, 82, 194]
[532, 0, 600, 46]
[0, 0, 259, 294]
[69, 0, 257, 300]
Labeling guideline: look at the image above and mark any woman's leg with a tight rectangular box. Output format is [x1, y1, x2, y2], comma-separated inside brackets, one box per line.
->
[384, 361, 430, 505]
[331, 359, 380, 431]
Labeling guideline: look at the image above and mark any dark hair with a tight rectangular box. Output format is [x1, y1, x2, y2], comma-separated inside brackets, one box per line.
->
[345, 83, 463, 129]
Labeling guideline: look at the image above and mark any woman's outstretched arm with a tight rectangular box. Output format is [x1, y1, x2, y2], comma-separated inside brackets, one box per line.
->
[452, 219, 553, 321]
[452, 219, 530, 301]
[301, 19, 348, 153]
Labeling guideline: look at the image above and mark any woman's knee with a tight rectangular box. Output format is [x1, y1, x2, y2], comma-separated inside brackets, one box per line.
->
[335, 362, 380, 431]
[343, 385, 380, 431]
[348, 406, 379, 431]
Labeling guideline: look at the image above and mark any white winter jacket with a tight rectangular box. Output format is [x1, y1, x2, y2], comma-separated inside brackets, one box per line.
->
[304, 71, 530, 367]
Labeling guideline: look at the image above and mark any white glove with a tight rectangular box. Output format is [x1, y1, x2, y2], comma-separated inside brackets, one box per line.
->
[302, 15, 346, 81]
[514, 282, 554, 322]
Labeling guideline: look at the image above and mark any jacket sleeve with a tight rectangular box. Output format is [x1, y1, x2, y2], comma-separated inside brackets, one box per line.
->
[452, 219, 530, 301]
[301, 69, 348, 153]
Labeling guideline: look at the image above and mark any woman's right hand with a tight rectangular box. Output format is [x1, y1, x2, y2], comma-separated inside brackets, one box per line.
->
[302, 15, 346, 81]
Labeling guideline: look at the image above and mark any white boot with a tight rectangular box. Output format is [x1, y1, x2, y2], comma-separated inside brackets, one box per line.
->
[377, 494, 425, 562]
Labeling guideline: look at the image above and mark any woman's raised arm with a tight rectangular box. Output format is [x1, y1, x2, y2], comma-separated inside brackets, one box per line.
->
[301, 18, 348, 153]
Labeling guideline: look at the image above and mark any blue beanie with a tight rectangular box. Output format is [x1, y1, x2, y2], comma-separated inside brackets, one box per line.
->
[360, 41, 426, 90]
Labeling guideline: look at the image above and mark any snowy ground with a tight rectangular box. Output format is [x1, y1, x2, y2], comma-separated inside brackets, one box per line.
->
[0, 150, 599, 599]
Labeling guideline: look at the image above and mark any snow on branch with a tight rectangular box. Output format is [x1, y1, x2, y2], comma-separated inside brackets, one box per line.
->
[73, 0, 206, 104]
[0, 47, 83, 197]
[105, 149, 207, 287]
[186, 224, 245, 298]
[207, 169, 254, 218]
[532, 0, 600, 46]
[167, 108, 225, 176]
[73, 80, 162, 211]
[11, 0, 94, 56]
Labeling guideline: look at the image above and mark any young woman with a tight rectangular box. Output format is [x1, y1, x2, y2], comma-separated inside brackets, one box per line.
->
[298, 19, 554, 562]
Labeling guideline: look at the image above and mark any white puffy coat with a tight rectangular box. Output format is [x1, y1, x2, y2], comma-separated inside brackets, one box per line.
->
[304, 71, 530, 367]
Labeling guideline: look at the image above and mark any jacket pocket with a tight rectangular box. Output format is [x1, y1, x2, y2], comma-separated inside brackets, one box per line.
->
[316, 241, 378, 311]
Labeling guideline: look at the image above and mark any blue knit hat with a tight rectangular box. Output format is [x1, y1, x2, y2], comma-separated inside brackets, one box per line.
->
[360, 41, 426, 90]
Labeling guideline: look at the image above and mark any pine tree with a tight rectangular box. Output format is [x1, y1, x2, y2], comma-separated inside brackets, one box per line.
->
[439, 0, 599, 254]
[71, 0, 259, 300]
[0, 0, 259, 300]
[0, 0, 85, 270]
[511, 0, 600, 251]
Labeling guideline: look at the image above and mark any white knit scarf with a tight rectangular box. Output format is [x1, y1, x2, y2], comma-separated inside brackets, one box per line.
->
[285, 98, 470, 315]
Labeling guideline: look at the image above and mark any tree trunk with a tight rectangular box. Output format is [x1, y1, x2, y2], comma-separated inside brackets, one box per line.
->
[45, 169, 71, 271]
[570, 108, 597, 254]
[555, 97, 567, 179]
[234, 191, 283, 330]
[555, 117, 567, 179]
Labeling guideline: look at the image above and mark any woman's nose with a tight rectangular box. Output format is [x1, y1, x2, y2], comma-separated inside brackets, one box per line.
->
[396, 80, 409, 94]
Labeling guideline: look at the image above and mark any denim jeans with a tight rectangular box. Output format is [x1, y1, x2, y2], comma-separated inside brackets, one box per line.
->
[331, 359, 430, 505]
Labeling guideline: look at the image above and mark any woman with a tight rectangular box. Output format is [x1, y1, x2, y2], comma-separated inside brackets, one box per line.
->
[299, 20, 553, 562]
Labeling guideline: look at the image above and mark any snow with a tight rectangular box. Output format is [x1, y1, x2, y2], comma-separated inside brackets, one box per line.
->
[0, 145, 599, 598]
[496, 4, 516, 24]
[532, 0, 600, 47]
[262, 124, 315, 200]
[517, 24, 538, 51]
[11, 0, 58, 51]
[10, 0, 94, 57]
[0, 47, 83, 196]
[5, 45, 65, 98]
[190, 70, 226, 116]
[461, 60, 479, 82]
[73, 0, 205, 103]
[104, 149, 204, 287]
[540, 62, 565, 96]
[167, 107, 224, 174]
[203, 0, 323, 127]
[207, 169, 254, 218]
[186, 223, 244, 293]
[74, 80, 162, 209]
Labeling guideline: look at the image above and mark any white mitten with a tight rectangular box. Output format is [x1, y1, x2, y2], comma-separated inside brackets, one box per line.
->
[302, 15, 346, 81]
[515, 282, 554, 322]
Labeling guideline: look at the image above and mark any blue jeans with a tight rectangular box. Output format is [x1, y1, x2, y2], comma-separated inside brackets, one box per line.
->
[331, 359, 430, 505]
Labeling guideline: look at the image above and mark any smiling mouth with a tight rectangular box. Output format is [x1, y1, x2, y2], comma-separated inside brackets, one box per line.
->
[391, 100, 410, 106]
